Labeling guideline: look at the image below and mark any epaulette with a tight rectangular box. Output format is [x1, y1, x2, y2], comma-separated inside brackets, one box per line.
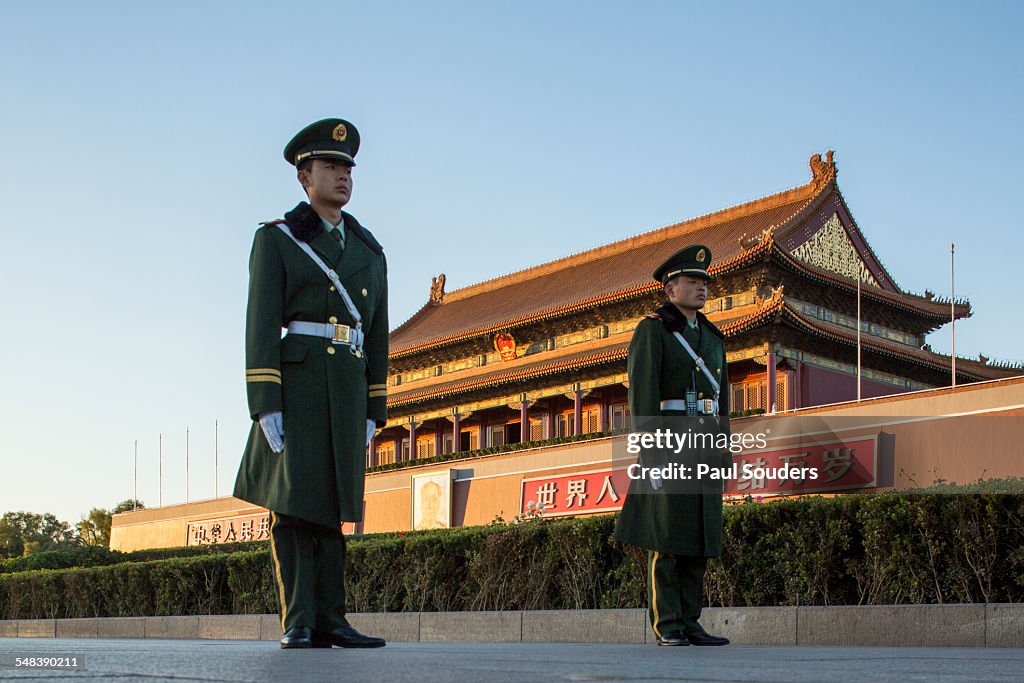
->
[258, 220, 284, 227]
[645, 313, 662, 320]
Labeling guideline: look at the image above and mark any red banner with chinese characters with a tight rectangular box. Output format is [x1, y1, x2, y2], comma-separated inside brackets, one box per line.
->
[519, 436, 877, 514]
[722, 436, 877, 498]
[521, 468, 632, 517]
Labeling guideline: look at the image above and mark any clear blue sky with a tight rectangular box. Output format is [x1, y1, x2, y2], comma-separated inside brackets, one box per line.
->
[1, 2, 1021, 526]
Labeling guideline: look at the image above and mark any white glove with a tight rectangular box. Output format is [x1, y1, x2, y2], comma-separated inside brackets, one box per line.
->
[366, 419, 376, 447]
[259, 411, 285, 453]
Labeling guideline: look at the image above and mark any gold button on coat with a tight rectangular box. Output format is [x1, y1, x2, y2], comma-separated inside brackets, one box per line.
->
[328, 316, 337, 324]
[330, 286, 336, 292]
[361, 288, 368, 296]
[698, 392, 703, 399]
[327, 347, 335, 355]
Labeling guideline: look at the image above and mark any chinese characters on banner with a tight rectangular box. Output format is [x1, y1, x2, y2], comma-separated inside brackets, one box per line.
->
[723, 436, 877, 498]
[186, 513, 270, 546]
[520, 469, 632, 516]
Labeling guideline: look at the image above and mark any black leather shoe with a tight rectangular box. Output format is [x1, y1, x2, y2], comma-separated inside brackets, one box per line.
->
[280, 626, 314, 649]
[686, 627, 729, 646]
[324, 624, 386, 648]
[656, 631, 689, 646]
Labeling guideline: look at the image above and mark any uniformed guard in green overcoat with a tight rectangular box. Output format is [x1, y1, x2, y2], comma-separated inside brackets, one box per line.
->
[233, 118, 388, 649]
[613, 244, 732, 646]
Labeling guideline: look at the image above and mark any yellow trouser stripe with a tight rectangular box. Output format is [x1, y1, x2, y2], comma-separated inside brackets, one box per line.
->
[368, 390, 387, 398]
[268, 512, 288, 632]
[247, 375, 282, 384]
[650, 551, 662, 638]
[368, 383, 387, 390]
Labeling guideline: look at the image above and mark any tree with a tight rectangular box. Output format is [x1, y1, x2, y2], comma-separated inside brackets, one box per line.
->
[0, 511, 76, 558]
[112, 499, 145, 514]
[77, 508, 110, 547]
[77, 499, 145, 548]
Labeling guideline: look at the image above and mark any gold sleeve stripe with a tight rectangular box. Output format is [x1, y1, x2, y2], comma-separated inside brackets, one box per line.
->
[247, 368, 281, 377]
[368, 390, 388, 398]
[368, 383, 387, 390]
[247, 375, 282, 384]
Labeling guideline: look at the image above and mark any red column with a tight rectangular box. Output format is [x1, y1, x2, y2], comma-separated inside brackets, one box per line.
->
[408, 420, 416, 460]
[520, 400, 529, 443]
[573, 387, 582, 436]
[794, 360, 803, 410]
[767, 352, 777, 413]
[452, 412, 461, 452]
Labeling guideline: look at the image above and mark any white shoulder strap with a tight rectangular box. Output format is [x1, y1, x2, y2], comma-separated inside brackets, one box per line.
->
[672, 330, 720, 399]
[276, 224, 362, 328]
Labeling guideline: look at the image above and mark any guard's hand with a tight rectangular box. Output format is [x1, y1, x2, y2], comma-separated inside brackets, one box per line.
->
[366, 419, 376, 447]
[259, 411, 285, 453]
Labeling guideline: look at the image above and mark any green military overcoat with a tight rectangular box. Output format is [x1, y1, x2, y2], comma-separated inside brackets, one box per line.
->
[613, 303, 731, 556]
[234, 202, 388, 528]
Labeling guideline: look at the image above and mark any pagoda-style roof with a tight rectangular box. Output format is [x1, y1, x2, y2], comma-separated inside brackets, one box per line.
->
[390, 152, 968, 359]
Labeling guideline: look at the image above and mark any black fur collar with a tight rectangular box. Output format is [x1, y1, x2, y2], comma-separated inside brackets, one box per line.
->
[654, 302, 725, 340]
[281, 201, 384, 255]
[282, 202, 323, 242]
[655, 302, 688, 333]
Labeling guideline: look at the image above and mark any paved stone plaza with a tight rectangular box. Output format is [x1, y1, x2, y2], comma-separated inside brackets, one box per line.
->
[1, 638, 1023, 682]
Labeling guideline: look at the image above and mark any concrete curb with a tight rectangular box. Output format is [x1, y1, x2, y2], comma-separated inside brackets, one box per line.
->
[2, 605, 1021, 647]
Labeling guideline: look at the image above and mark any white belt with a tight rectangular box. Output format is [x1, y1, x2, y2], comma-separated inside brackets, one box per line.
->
[286, 321, 364, 356]
[660, 399, 719, 415]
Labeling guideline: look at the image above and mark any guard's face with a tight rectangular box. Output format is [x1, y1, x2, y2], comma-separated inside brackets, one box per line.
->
[299, 158, 353, 207]
[664, 275, 708, 310]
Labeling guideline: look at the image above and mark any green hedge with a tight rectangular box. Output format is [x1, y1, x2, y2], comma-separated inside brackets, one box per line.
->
[0, 546, 125, 575]
[2, 493, 1023, 619]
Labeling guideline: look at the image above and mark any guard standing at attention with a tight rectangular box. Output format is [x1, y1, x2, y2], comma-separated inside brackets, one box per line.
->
[613, 244, 732, 647]
[234, 118, 389, 649]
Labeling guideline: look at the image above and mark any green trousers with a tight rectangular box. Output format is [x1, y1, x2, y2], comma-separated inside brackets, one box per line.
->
[647, 551, 707, 637]
[269, 511, 348, 633]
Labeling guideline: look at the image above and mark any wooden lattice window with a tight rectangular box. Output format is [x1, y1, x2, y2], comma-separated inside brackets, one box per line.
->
[375, 441, 396, 466]
[611, 404, 631, 430]
[416, 436, 435, 459]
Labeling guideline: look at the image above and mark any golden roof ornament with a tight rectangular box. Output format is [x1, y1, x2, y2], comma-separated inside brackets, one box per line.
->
[810, 150, 837, 191]
[430, 273, 446, 306]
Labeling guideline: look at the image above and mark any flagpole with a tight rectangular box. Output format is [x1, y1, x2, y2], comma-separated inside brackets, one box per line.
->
[215, 419, 219, 498]
[186, 426, 190, 504]
[951, 243, 956, 387]
[159, 433, 163, 508]
[133, 440, 138, 510]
